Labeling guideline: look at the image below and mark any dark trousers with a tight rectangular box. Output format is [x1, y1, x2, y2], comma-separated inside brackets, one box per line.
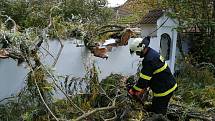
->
[151, 92, 173, 115]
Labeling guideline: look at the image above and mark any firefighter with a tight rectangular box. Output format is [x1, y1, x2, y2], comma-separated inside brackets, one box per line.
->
[128, 36, 177, 115]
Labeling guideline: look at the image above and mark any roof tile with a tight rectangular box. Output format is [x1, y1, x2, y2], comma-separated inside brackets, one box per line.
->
[139, 9, 164, 24]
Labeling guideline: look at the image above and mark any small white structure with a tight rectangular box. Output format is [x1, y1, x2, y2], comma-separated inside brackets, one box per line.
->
[138, 9, 178, 73]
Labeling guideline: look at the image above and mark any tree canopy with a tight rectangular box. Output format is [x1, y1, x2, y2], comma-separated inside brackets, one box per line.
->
[0, 0, 215, 121]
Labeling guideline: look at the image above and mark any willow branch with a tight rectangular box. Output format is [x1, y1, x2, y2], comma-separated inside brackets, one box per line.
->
[74, 99, 117, 121]
[41, 64, 85, 114]
[40, 45, 56, 60]
[52, 37, 64, 67]
[42, 2, 64, 67]
[168, 104, 214, 121]
[99, 84, 113, 102]
[186, 113, 213, 121]
[50, 6, 64, 67]
[33, 71, 59, 121]
[0, 96, 16, 103]
[101, 111, 117, 121]
[75, 105, 116, 121]
[47, 2, 62, 29]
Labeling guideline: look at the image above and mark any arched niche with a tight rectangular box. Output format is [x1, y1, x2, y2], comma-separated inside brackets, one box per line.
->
[160, 33, 171, 60]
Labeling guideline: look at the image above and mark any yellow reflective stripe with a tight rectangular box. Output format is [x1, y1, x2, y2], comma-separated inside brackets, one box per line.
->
[140, 73, 152, 80]
[153, 83, 177, 97]
[153, 63, 168, 74]
[133, 85, 143, 91]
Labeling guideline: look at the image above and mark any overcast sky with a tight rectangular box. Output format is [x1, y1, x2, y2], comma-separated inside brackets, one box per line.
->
[107, 0, 127, 7]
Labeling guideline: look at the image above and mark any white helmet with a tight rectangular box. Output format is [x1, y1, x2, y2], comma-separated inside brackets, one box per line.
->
[129, 36, 150, 54]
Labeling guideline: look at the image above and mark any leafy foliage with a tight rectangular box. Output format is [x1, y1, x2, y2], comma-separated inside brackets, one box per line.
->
[0, 0, 114, 39]
[175, 62, 215, 108]
[0, 0, 113, 27]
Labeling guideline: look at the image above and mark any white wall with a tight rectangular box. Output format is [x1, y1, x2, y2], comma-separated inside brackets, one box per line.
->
[0, 40, 141, 100]
[140, 24, 157, 37]
[148, 36, 160, 52]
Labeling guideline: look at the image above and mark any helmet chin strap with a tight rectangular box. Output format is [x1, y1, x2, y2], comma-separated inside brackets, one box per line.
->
[137, 42, 145, 49]
[138, 47, 148, 58]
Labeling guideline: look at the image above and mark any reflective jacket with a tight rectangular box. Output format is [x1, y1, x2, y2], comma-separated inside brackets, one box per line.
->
[133, 47, 177, 97]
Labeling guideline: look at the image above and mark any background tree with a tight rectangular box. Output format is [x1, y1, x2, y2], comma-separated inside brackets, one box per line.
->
[114, 0, 215, 64]
[0, 0, 114, 30]
[161, 0, 215, 64]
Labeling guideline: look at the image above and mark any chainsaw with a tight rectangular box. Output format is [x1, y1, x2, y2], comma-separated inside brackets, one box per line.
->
[125, 76, 149, 106]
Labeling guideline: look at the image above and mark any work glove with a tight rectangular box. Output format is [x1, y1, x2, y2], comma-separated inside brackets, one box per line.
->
[128, 86, 145, 96]
[127, 86, 148, 107]
[125, 77, 145, 96]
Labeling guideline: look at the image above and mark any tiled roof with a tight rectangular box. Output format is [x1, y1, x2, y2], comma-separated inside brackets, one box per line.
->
[112, 0, 135, 16]
[139, 9, 164, 24]
[113, 5, 133, 16]
[114, 7, 132, 16]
